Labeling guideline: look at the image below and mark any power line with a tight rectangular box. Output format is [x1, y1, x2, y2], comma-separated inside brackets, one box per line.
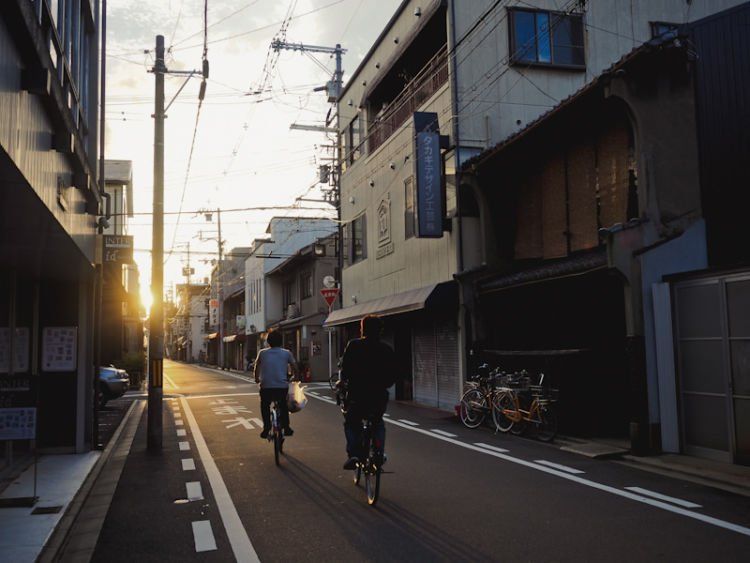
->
[110, 205, 334, 217]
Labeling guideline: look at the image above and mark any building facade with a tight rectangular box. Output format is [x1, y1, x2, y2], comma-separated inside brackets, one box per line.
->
[173, 283, 209, 363]
[1, 0, 101, 463]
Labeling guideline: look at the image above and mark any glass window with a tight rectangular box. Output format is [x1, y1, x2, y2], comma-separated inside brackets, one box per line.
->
[349, 115, 361, 164]
[352, 214, 367, 263]
[651, 22, 679, 39]
[510, 9, 585, 68]
[301, 272, 313, 299]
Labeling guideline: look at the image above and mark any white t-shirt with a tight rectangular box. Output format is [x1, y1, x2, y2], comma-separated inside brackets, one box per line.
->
[255, 347, 296, 389]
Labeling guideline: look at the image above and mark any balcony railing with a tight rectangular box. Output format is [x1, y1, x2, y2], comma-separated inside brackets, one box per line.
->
[367, 45, 449, 154]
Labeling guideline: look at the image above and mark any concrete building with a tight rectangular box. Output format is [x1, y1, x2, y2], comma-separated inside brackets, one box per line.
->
[244, 217, 337, 362]
[100, 160, 142, 368]
[1, 0, 101, 467]
[266, 234, 339, 381]
[173, 283, 209, 363]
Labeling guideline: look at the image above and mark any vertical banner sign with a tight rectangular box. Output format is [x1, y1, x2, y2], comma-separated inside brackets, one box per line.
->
[413, 112, 444, 238]
[209, 299, 219, 327]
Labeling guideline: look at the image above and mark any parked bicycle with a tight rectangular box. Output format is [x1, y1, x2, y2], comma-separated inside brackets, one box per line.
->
[459, 364, 505, 429]
[492, 373, 558, 442]
[266, 399, 285, 465]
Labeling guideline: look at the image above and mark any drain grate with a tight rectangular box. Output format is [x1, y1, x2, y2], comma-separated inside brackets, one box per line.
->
[31, 505, 63, 515]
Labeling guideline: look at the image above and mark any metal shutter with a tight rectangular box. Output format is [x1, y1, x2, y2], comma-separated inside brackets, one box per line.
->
[413, 325, 437, 407]
[436, 323, 460, 411]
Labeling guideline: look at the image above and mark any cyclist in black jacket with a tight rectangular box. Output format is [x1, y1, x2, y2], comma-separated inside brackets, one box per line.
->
[339, 315, 396, 470]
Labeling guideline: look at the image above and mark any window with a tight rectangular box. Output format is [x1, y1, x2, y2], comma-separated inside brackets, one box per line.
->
[404, 176, 417, 239]
[301, 271, 313, 299]
[283, 280, 296, 310]
[509, 9, 584, 68]
[344, 214, 367, 266]
[347, 115, 361, 164]
[650, 22, 679, 40]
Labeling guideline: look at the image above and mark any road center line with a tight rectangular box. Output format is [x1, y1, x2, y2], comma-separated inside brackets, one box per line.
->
[181, 397, 260, 562]
[303, 393, 750, 537]
[625, 487, 702, 509]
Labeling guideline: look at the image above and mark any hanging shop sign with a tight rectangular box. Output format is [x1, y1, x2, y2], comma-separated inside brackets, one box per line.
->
[103, 235, 134, 264]
[413, 112, 444, 239]
[209, 299, 219, 327]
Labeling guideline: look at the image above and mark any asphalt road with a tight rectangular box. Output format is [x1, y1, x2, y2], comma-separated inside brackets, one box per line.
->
[93, 361, 750, 562]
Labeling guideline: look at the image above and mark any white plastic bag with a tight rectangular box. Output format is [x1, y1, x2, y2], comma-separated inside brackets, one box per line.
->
[287, 381, 308, 413]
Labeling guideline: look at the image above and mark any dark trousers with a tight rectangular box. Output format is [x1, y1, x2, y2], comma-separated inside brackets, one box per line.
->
[260, 387, 290, 431]
[344, 401, 386, 459]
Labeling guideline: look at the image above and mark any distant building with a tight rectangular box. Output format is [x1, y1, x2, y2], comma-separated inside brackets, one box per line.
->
[174, 283, 209, 362]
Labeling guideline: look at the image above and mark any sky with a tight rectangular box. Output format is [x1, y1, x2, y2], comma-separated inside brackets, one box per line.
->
[106, 0, 401, 306]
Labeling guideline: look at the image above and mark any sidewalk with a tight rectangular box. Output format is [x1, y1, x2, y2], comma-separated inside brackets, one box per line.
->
[0, 397, 139, 563]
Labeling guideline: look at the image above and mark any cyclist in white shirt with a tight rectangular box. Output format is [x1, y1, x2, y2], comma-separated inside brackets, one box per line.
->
[253, 330, 298, 438]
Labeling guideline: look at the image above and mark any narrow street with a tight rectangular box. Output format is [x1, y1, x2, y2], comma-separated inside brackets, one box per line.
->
[89, 361, 750, 562]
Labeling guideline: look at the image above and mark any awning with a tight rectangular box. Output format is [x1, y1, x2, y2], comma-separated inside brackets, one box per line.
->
[223, 334, 237, 343]
[271, 312, 326, 330]
[323, 281, 456, 327]
[205, 332, 219, 340]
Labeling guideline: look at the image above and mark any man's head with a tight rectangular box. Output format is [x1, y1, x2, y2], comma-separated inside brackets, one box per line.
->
[360, 315, 383, 339]
[266, 330, 282, 348]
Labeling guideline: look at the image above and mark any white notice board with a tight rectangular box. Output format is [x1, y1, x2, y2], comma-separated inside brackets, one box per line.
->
[42, 327, 78, 372]
[0, 407, 36, 440]
[0, 327, 30, 373]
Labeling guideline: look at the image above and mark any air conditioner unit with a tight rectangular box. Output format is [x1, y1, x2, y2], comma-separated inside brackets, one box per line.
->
[287, 304, 299, 318]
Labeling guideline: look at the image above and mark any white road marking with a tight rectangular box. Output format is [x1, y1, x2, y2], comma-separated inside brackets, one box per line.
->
[164, 373, 180, 389]
[182, 458, 196, 471]
[224, 386, 238, 389]
[212, 405, 252, 415]
[625, 487, 702, 509]
[222, 417, 262, 430]
[304, 393, 750, 538]
[474, 443, 510, 453]
[186, 481, 204, 501]
[397, 419, 419, 426]
[186, 392, 259, 400]
[181, 397, 260, 561]
[179, 441, 190, 451]
[175, 420, 185, 426]
[383, 413, 390, 417]
[430, 429, 458, 438]
[177, 429, 187, 437]
[308, 391, 320, 396]
[534, 460, 585, 474]
[209, 398, 239, 405]
[192, 521, 217, 553]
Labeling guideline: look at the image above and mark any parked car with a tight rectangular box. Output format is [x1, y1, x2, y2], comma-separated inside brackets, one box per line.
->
[99, 366, 130, 407]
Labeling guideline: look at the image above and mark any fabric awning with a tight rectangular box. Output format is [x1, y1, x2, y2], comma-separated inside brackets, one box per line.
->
[323, 281, 456, 327]
[205, 332, 219, 340]
[223, 334, 237, 343]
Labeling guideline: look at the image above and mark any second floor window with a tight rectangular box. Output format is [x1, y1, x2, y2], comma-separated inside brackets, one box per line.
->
[344, 213, 368, 266]
[283, 280, 296, 310]
[347, 115, 361, 164]
[301, 272, 313, 299]
[509, 9, 585, 68]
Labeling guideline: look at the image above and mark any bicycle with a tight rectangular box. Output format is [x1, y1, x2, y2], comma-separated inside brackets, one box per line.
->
[353, 417, 384, 506]
[459, 364, 504, 428]
[492, 373, 558, 442]
[267, 399, 284, 465]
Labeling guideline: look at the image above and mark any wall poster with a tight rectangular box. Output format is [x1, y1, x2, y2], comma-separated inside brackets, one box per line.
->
[42, 327, 78, 372]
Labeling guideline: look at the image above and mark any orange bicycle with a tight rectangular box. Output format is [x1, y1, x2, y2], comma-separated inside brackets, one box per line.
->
[492, 373, 558, 442]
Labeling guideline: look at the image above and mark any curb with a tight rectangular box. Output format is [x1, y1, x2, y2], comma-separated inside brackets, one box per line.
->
[37, 399, 143, 562]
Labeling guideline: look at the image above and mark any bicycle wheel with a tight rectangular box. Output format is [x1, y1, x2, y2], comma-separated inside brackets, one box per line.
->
[353, 464, 362, 485]
[536, 406, 558, 442]
[459, 388, 486, 429]
[329, 371, 338, 390]
[365, 462, 381, 506]
[273, 431, 281, 465]
[492, 392, 516, 433]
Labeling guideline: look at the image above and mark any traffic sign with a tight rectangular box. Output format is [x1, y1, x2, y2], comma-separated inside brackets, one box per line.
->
[320, 287, 340, 309]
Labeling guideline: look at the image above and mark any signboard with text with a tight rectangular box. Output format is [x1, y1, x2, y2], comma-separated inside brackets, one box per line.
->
[42, 327, 77, 372]
[0, 407, 36, 440]
[103, 235, 134, 264]
[414, 112, 444, 238]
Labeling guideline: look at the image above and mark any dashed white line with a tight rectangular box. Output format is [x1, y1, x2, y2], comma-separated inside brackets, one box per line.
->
[398, 419, 419, 426]
[176, 429, 187, 437]
[625, 487, 702, 509]
[181, 397, 260, 561]
[164, 373, 180, 389]
[186, 481, 204, 501]
[305, 394, 750, 538]
[175, 419, 184, 426]
[534, 460, 585, 474]
[383, 413, 390, 417]
[474, 443, 510, 453]
[430, 429, 458, 438]
[179, 441, 190, 451]
[182, 458, 196, 471]
[192, 521, 217, 552]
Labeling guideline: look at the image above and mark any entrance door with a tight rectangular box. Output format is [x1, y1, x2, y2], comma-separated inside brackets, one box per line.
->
[673, 274, 750, 465]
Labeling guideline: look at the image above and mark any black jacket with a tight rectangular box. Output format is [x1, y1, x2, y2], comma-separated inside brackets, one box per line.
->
[340, 337, 396, 404]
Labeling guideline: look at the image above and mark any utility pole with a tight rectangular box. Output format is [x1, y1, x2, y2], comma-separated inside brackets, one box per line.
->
[148, 34, 166, 452]
[216, 208, 224, 369]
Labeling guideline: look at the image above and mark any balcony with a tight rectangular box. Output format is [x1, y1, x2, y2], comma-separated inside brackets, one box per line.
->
[367, 45, 449, 154]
